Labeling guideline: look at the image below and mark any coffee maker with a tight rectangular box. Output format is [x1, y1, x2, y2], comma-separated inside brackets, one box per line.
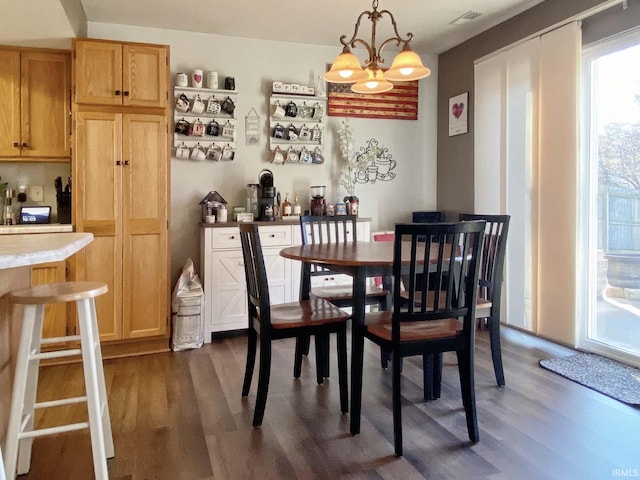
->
[257, 169, 276, 221]
[310, 185, 326, 216]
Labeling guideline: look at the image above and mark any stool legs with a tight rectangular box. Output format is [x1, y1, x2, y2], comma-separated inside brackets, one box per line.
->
[5, 295, 113, 480]
[5, 304, 43, 478]
[77, 297, 113, 478]
[0, 443, 6, 480]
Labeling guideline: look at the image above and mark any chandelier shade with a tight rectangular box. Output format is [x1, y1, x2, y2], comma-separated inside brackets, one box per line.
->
[324, 46, 368, 83]
[383, 46, 431, 82]
[350, 68, 394, 94]
[323, 0, 430, 94]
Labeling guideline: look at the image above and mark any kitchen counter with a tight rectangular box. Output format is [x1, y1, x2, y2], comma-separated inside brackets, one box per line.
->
[0, 231, 94, 443]
[0, 223, 73, 235]
[0, 232, 92, 269]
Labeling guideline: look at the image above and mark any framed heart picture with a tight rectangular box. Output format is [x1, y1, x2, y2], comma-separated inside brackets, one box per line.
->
[448, 92, 468, 136]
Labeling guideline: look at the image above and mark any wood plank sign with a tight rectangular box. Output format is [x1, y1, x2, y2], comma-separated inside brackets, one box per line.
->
[327, 81, 418, 120]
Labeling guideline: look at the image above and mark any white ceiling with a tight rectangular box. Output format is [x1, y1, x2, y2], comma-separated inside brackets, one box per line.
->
[0, 0, 545, 54]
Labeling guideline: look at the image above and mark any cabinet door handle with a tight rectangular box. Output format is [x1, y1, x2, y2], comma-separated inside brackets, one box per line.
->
[13, 142, 19, 148]
[123, 91, 130, 96]
[270, 234, 276, 238]
[116, 160, 122, 165]
[22, 142, 28, 148]
[115, 90, 121, 95]
[124, 160, 130, 166]
[230, 236, 235, 239]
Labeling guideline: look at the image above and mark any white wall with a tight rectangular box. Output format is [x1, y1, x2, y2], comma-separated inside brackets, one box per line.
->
[88, 22, 438, 283]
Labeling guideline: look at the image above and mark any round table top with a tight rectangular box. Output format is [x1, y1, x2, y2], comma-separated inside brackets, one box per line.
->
[280, 242, 395, 267]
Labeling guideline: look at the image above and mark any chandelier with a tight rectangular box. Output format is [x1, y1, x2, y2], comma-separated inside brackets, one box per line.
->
[323, 0, 431, 94]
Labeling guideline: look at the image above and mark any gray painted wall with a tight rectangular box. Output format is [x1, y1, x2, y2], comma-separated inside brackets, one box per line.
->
[435, 0, 627, 218]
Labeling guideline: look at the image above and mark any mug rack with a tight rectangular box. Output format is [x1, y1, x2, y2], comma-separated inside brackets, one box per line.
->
[173, 85, 239, 160]
[268, 93, 327, 159]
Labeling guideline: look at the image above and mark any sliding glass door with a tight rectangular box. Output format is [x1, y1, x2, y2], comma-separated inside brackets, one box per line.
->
[579, 30, 640, 367]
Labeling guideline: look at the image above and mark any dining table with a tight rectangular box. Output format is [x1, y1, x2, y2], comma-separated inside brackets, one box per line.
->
[280, 240, 399, 435]
[280, 239, 462, 435]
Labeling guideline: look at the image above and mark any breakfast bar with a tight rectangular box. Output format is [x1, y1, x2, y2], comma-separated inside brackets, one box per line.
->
[0, 232, 93, 444]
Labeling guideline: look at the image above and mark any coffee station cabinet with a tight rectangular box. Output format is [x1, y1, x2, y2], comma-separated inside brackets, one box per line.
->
[72, 38, 171, 357]
[200, 219, 371, 338]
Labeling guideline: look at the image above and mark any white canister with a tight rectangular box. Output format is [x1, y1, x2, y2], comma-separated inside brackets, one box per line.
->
[205, 215, 216, 224]
[176, 72, 188, 87]
[207, 71, 218, 90]
[217, 206, 227, 223]
[192, 69, 203, 88]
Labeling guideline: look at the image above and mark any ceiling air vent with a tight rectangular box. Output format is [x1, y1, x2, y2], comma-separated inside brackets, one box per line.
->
[450, 11, 483, 26]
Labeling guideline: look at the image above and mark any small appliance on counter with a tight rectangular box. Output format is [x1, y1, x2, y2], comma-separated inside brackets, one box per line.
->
[310, 185, 326, 216]
[257, 169, 277, 221]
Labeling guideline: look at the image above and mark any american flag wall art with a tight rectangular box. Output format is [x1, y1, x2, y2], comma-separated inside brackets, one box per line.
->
[327, 81, 419, 120]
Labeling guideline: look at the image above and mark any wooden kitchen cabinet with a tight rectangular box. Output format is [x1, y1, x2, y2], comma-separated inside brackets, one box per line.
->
[73, 110, 169, 346]
[31, 260, 69, 339]
[0, 48, 71, 159]
[74, 39, 168, 108]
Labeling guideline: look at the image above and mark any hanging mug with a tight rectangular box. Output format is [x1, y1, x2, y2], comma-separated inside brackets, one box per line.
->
[206, 120, 220, 136]
[221, 96, 235, 115]
[174, 118, 191, 135]
[272, 146, 284, 165]
[191, 118, 205, 137]
[175, 142, 189, 159]
[207, 143, 222, 161]
[285, 101, 298, 117]
[311, 147, 325, 164]
[286, 124, 298, 141]
[271, 101, 285, 119]
[191, 94, 205, 114]
[221, 121, 235, 139]
[285, 147, 299, 163]
[299, 146, 312, 164]
[221, 144, 235, 161]
[175, 93, 190, 113]
[190, 144, 206, 161]
[207, 97, 221, 115]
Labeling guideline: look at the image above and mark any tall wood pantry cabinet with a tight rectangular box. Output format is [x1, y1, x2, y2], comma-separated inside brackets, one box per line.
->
[72, 38, 170, 357]
[0, 47, 71, 159]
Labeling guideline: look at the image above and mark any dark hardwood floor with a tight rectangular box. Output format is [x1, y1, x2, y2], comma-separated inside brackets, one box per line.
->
[18, 326, 640, 479]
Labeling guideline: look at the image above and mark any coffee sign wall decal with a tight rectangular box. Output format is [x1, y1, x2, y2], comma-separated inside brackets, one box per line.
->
[449, 92, 469, 136]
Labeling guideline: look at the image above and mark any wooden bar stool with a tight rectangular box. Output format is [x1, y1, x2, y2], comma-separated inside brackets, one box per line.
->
[1, 443, 6, 480]
[4, 281, 113, 480]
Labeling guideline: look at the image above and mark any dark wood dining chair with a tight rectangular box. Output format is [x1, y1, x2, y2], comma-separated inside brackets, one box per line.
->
[238, 222, 350, 427]
[419, 214, 511, 399]
[294, 215, 389, 383]
[362, 221, 485, 456]
[460, 213, 510, 386]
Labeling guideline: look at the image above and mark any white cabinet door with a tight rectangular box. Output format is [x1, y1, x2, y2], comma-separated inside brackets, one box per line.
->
[210, 249, 247, 332]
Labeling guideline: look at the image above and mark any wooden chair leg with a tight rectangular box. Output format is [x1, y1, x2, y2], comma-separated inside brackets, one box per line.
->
[392, 350, 403, 457]
[456, 350, 479, 443]
[433, 353, 442, 399]
[242, 328, 257, 396]
[337, 327, 348, 413]
[380, 346, 390, 369]
[423, 354, 435, 401]
[314, 335, 325, 385]
[253, 337, 272, 427]
[488, 316, 505, 386]
[293, 336, 304, 378]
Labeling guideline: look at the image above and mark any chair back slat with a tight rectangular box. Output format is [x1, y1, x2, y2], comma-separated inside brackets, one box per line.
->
[392, 222, 485, 343]
[300, 215, 357, 276]
[239, 222, 271, 327]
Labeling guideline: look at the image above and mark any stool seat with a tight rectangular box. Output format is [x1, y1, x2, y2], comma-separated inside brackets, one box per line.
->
[4, 280, 113, 480]
[8, 281, 108, 305]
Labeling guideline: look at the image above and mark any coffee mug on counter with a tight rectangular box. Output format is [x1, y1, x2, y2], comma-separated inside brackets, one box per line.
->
[205, 214, 216, 224]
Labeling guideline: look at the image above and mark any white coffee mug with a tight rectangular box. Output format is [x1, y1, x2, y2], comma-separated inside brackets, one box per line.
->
[271, 102, 285, 119]
[192, 69, 203, 88]
[205, 215, 216, 224]
[207, 71, 218, 90]
[176, 72, 188, 87]
[190, 144, 206, 161]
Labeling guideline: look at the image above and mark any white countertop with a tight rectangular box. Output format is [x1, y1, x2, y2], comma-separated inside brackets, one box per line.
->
[0, 224, 73, 235]
[0, 232, 93, 269]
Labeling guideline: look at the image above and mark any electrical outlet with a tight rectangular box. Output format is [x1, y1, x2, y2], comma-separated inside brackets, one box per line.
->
[30, 185, 44, 202]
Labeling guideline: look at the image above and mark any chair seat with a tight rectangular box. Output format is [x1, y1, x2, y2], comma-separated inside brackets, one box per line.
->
[312, 284, 388, 301]
[264, 298, 351, 329]
[8, 281, 109, 305]
[365, 310, 463, 341]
